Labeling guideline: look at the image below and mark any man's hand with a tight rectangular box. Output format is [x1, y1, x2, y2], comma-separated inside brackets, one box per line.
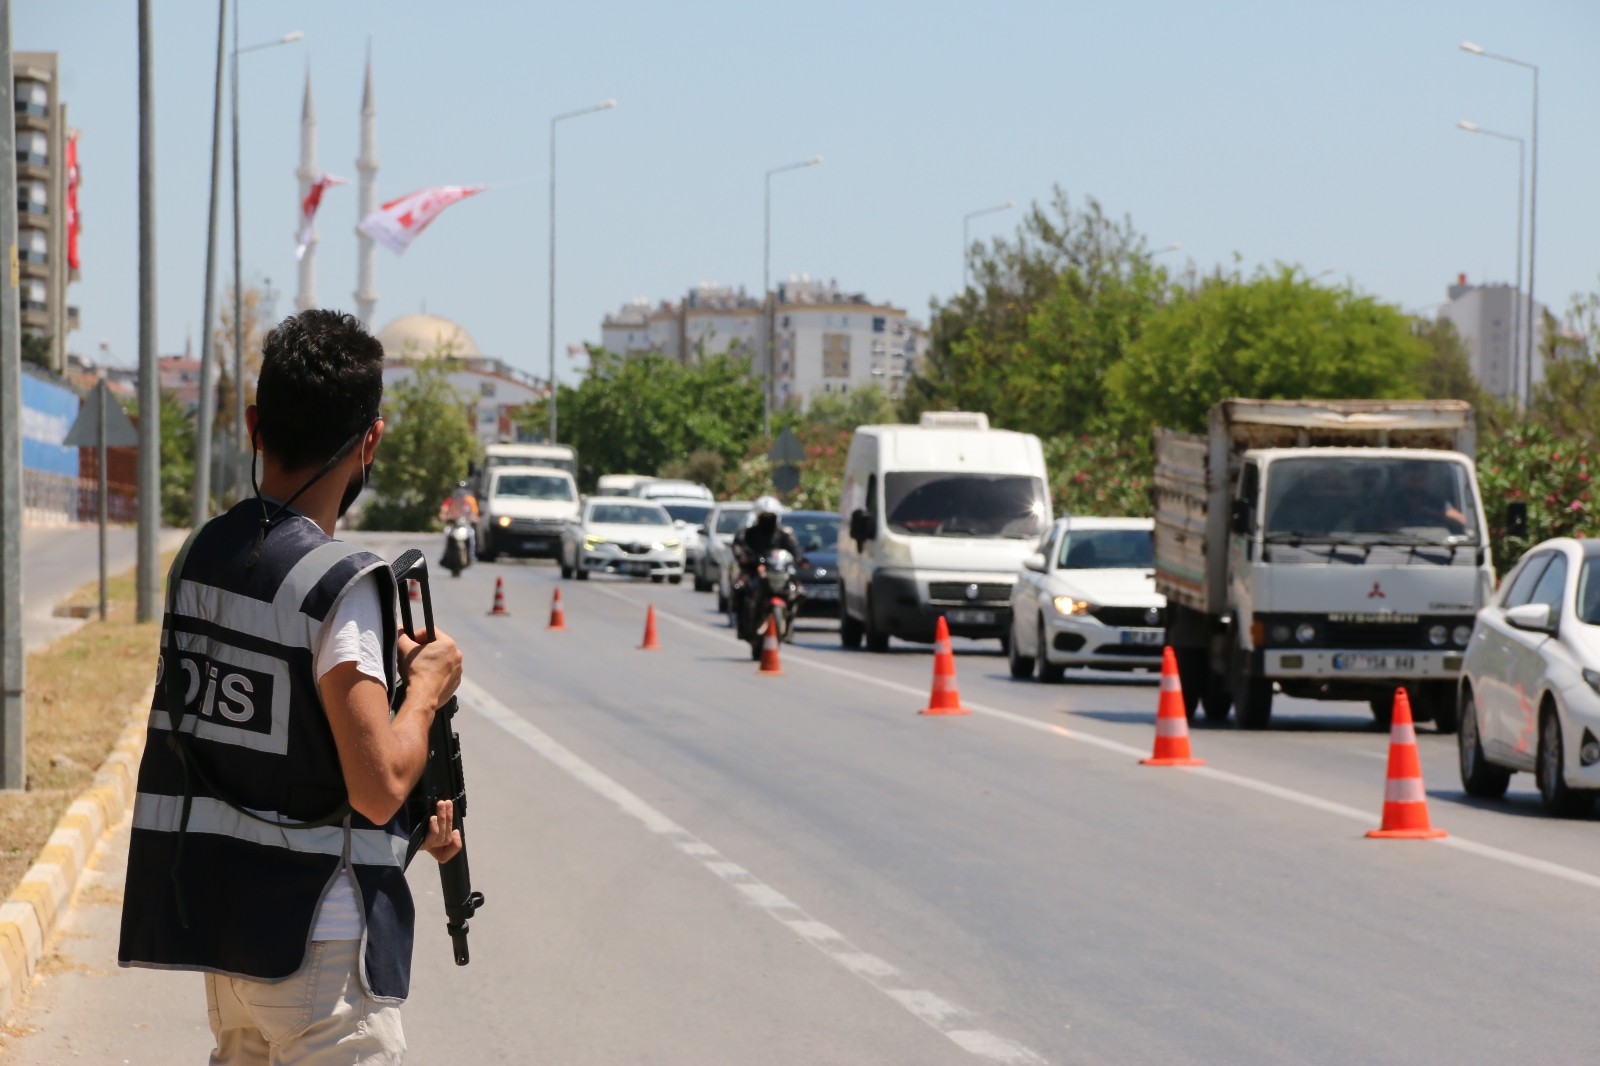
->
[398, 628, 463, 713]
[423, 798, 463, 863]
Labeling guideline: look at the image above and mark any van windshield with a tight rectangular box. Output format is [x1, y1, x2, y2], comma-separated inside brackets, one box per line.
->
[883, 473, 1048, 539]
[486, 453, 576, 476]
[495, 474, 574, 501]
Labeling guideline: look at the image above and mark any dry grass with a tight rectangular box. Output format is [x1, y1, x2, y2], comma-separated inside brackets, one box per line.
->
[0, 554, 171, 901]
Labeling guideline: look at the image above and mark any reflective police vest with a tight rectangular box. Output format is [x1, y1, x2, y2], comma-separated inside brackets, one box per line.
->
[118, 501, 414, 1001]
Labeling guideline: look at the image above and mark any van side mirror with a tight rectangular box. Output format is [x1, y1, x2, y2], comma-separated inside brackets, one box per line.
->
[1505, 602, 1556, 635]
[849, 509, 876, 545]
[1505, 500, 1528, 541]
[1230, 499, 1252, 535]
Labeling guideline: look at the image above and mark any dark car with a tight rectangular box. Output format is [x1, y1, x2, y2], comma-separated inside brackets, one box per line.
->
[785, 510, 841, 619]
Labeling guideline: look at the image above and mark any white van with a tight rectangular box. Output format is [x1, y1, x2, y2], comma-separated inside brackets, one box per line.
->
[838, 412, 1052, 651]
[482, 442, 578, 479]
[477, 465, 580, 561]
[638, 479, 714, 502]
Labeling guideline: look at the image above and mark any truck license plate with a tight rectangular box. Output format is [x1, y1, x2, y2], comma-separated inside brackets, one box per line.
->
[1121, 630, 1163, 645]
[947, 609, 994, 626]
[1333, 654, 1415, 671]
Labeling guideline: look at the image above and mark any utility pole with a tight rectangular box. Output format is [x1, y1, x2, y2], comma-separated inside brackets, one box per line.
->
[137, 0, 159, 622]
[0, 0, 26, 789]
[193, 0, 226, 527]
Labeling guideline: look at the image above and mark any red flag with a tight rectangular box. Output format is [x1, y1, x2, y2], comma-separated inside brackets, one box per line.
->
[65, 131, 80, 272]
[357, 185, 484, 255]
[295, 173, 347, 260]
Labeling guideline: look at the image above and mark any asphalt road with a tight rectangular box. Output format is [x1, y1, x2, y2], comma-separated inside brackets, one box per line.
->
[8, 532, 1599, 1065]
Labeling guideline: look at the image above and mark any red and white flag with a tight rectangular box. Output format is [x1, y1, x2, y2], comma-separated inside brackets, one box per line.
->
[295, 173, 347, 260]
[65, 131, 81, 271]
[357, 185, 485, 255]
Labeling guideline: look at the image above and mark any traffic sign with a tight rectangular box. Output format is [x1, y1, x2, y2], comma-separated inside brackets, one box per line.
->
[771, 463, 801, 494]
[64, 380, 139, 448]
[768, 427, 805, 464]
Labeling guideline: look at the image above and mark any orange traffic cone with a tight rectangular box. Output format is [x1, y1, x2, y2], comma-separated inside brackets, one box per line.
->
[1141, 647, 1204, 766]
[757, 615, 783, 675]
[1367, 687, 1447, 840]
[407, 579, 420, 602]
[919, 616, 970, 716]
[548, 588, 567, 631]
[639, 604, 661, 650]
[488, 576, 510, 617]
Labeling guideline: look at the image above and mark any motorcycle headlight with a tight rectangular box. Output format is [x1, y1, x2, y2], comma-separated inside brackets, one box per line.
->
[1452, 624, 1473, 647]
[1053, 596, 1093, 616]
[1427, 624, 1448, 647]
[496, 515, 512, 528]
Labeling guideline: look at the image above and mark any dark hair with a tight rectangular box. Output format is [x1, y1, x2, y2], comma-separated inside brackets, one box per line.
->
[254, 309, 384, 470]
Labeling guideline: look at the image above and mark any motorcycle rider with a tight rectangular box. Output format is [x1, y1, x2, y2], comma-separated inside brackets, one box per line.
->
[439, 480, 479, 564]
[730, 495, 802, 639]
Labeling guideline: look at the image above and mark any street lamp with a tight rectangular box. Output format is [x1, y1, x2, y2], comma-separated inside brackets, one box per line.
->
[230, 22, 302, 500]
[961, 200, 1014, 291]
[547, 98, 616, 445]
[763, 155, 822, 437]
[1460, 40, 1539, 403]
[1457, 118, 1527, 407]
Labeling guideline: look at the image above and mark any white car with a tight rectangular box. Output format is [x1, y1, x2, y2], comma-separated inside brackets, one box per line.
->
[699, 501, 752, 598]
[1459, 537, 1600, 815]
[560, 497, 685, 583]
[1007, 516, 1164, 682]
[654, 497, 713, 579]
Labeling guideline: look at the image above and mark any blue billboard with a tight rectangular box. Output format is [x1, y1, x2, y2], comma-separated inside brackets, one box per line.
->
[22, 368, 81, 478]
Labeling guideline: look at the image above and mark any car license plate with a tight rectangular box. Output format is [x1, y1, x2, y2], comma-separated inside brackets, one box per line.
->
[625, 561, 651, 574]
[1121, 629, 1163, 645]
[805, 585, 838, 601]
[947, 609, 995, 626]
[1333, 654, 1416, 671]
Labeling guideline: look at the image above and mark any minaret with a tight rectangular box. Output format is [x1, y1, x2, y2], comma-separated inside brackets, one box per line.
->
[354, 49, 379, 328]
[295, 66, 317, 312]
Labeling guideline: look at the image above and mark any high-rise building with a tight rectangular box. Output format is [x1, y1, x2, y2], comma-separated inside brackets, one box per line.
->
[1436, 273, 1547, 404]
[13, 51, 80, 372]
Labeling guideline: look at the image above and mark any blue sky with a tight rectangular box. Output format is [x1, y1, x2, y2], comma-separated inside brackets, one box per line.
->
[18, 0, 1599, 384]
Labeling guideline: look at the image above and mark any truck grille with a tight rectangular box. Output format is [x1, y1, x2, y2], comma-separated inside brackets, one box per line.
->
[1259, 614, 1475, 650]
[928, 581, 1012, 606]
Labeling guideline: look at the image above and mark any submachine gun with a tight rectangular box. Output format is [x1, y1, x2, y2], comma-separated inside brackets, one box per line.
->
[390, 549, 486, 965]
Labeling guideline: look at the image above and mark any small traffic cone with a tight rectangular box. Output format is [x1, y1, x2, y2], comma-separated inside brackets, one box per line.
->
[639, 604, 661, 650]
[488, 576, 510, 617]
[407, 579, 420, 602]
[757, 615, 783, 676]
[918, 616, 970, 716]
[548, 588, 567, 631]
[1367, 687, 1447, 840]
[1141, 647, 1204, 766]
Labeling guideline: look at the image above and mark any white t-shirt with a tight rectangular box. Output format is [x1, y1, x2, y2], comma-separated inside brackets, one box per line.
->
[310, 572, 388, 941]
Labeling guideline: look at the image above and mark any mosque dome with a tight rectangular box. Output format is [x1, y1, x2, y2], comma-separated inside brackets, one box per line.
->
[376, 313, 483, 360]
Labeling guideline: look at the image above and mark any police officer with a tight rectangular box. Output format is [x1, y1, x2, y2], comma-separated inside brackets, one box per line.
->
[730, 495, 802, 639]
[119, 309, 463, 1065]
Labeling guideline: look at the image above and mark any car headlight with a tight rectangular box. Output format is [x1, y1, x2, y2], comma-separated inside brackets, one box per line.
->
[658, 539, 680, 550]
[583, 535, 604, 550]
[1584, 668, 1600, 697]
[496, 515, 512, 528]
[1452, 624, 1473, 647]
[1294, 623, 1317, 644]
[1052, 596, 1093, 616]
[1427, 624, 1448, 647]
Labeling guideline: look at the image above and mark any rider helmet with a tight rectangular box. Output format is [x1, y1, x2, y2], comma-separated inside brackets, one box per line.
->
[753, 495, 783, 518]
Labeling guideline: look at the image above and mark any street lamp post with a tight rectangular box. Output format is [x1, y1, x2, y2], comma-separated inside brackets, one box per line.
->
[193, 0, 227, 526]
[763, 155, 822, 438]
[547, 98, 616, 445]
[229, 22, 302, 500]
[1457, 119, 1526, 407]
[961, 200, 1014, 291]
[1461, 40, 1539, 403]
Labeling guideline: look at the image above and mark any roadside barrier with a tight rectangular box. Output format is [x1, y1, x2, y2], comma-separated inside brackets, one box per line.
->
[1367, 687, 1447, 840]
[548, 588, 567, 631]
[918, 616, 970, 716]
[639, 604, 661, 650]
[488, 577, 509, 617]
[757, 615, 783, 675]
[1141, 647, 1204, 766]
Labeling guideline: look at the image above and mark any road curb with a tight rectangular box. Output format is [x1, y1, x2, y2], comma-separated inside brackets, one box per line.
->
[0, 702, 147, 1026]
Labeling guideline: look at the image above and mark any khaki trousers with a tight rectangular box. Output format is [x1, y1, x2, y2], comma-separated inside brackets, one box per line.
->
[205, 939, 405, 1065]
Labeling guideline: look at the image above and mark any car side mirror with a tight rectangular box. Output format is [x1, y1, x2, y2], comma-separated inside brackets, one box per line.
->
[1505, 602, 1556, 635]
[1023, 553, 1047, 573]
[1230, 499, 1252, 535]
[849, 509, 876, 545]
[1505, 500, 1528, 541]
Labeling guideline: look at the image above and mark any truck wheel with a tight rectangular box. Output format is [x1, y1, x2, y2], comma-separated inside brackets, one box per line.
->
[1368, 697, 1392, 728]
[840, 587, 864, 649]
[1458, 690, 1510, 799]
[1007, 616, 1034, 679]
[1426, 681, 1458, 734]
[1037, 617, 1066, 683]
[1201, 679, 1232, 724]
[1173, 647, 1207, 719]
[1231, 649, 1273, 729]
[864, 592, 889, 653]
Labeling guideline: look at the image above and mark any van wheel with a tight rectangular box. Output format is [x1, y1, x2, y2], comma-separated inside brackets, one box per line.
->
[840, 586, 864, 649]
[864, 592, 889, 653]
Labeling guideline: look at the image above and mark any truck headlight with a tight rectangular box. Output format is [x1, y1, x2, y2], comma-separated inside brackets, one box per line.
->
[1053, 596, 1093, 616]
[1295, 623, 1317, 644]
[496, 515, 512, 528]
[1452, 624, 1473, 646]
[1428, 624, 1448, 647]
[1270, 624, 1292, 645]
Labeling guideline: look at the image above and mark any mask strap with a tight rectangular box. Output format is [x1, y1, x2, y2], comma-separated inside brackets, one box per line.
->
[246, 416, 378, 570]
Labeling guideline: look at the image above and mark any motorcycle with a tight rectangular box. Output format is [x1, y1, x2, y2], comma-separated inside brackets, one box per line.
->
[442, 516, 473, 578]
[740, 549, 799, 661]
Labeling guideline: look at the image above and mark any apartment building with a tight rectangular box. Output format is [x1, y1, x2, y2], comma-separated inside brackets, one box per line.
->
[601, 283, 763, 364]
[1436, 273, 1547, 404]
[771, 276, 922, 409]
[14, 51, 80, 372]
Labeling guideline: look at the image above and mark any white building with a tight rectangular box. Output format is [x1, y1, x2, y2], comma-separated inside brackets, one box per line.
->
[771, 276, 923, 409]
[601, 283, 763, 364]
[376, 313, 547, 446]
[1436, 273, 1547, 404]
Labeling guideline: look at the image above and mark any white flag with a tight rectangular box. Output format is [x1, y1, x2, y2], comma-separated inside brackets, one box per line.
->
[357, 185, 485, 255]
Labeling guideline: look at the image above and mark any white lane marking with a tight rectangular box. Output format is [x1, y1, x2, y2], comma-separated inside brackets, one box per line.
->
[601, 589, 1600, 894]
[461, 677, 1048, 1065]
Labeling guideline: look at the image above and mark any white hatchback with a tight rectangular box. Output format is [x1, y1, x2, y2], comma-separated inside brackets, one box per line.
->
[1459, 537, 1600, 815]
[560, 497, 685, 583]
[1008, 517, 1164, 682]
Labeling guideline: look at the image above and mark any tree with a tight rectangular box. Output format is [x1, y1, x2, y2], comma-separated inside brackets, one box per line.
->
[119, 389, 195, 528]
[1105, 267, 1427, 433]
[21, 333, 52, 371]
[212, 283, 270, 443]
[799, 382, 898, 432]
[362, 362, 477, 531]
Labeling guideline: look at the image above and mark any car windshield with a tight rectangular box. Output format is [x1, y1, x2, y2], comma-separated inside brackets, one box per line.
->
[883, 473, 1048, 538]
[1057, 528, 1153, 569]
[1262, 457, 1481, 544]
[663, 503, 711, 525]
[715, 508, 752, 534]
[494, 474, 573, 501]
[785, 515, 840, 553]
[590, 503, 669, 525]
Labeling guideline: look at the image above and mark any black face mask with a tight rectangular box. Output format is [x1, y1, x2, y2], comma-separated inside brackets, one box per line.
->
[338, 459, 373, 519]
[757, 514, 777, 532]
